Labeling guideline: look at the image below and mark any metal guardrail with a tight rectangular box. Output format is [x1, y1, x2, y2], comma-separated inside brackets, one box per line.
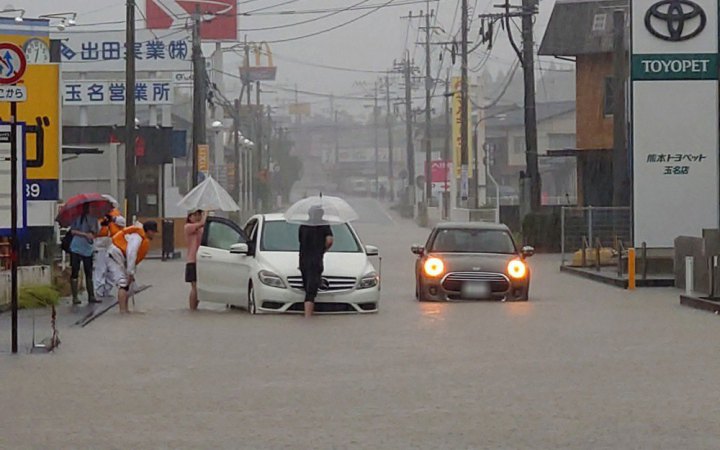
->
[561, 206, 632, 267]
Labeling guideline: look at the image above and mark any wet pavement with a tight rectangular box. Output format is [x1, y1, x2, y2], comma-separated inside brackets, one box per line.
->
[1, 198, 719, 449]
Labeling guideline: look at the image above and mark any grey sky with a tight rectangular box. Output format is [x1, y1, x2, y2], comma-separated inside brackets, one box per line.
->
[19, 0, 564, 114]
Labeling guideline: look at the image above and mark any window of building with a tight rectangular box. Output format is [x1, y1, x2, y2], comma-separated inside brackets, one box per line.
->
[548, 133, 576, 150]
[604, 77, 614, 116]
[513, 136, 526, 155]
[592, 13, 607, 32]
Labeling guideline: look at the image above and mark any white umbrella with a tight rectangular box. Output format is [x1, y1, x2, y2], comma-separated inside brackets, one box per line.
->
[284, 195, 358, 226]
[177, 176, 240, 212]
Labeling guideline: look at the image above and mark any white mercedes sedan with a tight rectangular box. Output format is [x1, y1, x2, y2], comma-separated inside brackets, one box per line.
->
[196, 214, 381, 314]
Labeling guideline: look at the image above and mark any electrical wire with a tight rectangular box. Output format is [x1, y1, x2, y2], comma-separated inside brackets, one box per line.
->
[472, 59, 520, 110]
[239, 0, 373, 32]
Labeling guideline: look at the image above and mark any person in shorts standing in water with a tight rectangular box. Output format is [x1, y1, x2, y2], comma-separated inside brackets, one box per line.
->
[184, 209, 207, 311]
[298, 206, 334, 317]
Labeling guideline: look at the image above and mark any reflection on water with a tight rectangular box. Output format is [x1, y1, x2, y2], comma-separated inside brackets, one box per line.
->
[420, 302, 448, 320]
[505, 301, 534, 316]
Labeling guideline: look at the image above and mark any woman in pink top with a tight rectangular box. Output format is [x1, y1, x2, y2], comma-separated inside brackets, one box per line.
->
[184, 209, 206, 311]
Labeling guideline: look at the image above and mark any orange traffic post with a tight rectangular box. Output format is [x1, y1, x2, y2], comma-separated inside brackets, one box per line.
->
[627, 248, 636, 290]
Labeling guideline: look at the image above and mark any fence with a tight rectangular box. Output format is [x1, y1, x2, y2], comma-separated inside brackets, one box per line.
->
[561, 207, 632, 267]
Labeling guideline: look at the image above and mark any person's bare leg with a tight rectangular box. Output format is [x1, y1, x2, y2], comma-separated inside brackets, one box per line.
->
[118, 288, 130, 314]
[189, 282, 199, 311]
[304, 301, 314, 318]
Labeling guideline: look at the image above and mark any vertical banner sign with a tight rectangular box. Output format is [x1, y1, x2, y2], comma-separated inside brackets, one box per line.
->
[631, 0, 719, 247]
[0, 124, 25, 234]
[197, 144, 210, 181]
[451, 77, 473, 179]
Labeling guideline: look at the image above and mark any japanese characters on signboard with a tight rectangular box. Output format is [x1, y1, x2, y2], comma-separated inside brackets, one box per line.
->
[62, 80, 174, 106]
[451, 77, 473, 179]
[146, 0, 237, 42]
[57, 30, 191, 72]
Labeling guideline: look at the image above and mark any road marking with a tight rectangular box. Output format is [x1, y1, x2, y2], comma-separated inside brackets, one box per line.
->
[374, 199, 398, 225]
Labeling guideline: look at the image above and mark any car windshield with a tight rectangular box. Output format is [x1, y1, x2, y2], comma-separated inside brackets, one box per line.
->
[260, 220, 362, 253]
[429, 229, 516, 254]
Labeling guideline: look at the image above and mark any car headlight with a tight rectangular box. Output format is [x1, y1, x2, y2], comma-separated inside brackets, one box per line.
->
[358, 272, 379, 289]
[507, 259, 527, 279]
[423, 257, 444, 277]
[258, 270, 287, 289]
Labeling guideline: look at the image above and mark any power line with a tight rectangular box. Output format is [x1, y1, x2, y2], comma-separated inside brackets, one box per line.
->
[238, 0, 373, 32]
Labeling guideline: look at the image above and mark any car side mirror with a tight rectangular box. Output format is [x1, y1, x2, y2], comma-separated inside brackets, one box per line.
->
[521, 245, 535, 258]
[411, 244, 425, 255]
[230, 243, 249, 255]
[365, 245, 379, 256]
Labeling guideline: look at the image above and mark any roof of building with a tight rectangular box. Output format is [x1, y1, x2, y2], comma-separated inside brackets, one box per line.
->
[538, 0, 629, 57]
[485, 101, 576, 128]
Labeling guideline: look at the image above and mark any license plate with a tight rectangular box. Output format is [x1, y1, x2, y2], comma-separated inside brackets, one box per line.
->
[461, 281, 491, 299]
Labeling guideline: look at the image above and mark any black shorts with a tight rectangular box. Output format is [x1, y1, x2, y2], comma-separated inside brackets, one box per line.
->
[185, 263, 197, 283]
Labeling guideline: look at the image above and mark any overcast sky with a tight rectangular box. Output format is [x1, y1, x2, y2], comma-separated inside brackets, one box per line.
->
[18, 0, 564, 115]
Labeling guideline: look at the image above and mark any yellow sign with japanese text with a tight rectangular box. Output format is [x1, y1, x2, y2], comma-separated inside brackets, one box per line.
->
[451, 77, 473, 178]
[198, 145, 210, 174]
[0, 29, 60, 202]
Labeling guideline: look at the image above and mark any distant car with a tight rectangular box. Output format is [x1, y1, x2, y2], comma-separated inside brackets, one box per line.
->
[196, 214, 381, 314]
[412, 222, 534, 302]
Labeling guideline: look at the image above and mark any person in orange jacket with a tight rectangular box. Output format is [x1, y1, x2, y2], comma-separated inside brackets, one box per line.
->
[107, 221, 158, 313]
[94, 207, 126, 298]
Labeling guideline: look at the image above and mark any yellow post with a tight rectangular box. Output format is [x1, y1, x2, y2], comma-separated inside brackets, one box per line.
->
[627, 248, 636, 290]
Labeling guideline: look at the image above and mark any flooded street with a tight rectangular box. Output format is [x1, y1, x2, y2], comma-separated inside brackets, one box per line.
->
[2, 199, 719, 449]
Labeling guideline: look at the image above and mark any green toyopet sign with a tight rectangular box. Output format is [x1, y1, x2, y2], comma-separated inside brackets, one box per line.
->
[631, 53, 718, 80]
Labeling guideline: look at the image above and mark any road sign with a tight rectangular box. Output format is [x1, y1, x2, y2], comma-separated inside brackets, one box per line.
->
[0, 42, 26, 85]
[0, 123, 26, 234]
[0, 85, 26, 102]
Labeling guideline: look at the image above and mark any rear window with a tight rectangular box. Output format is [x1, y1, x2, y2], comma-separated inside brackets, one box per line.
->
[429, 228, 516, 254]
[261, 221, 362, 253]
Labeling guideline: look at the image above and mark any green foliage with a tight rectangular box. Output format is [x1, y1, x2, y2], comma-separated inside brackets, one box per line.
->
[19, 285, 61, 310]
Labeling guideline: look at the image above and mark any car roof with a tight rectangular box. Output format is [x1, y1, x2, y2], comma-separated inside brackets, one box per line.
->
[262, 213, 286, 221]
[434, 221, 511, 232]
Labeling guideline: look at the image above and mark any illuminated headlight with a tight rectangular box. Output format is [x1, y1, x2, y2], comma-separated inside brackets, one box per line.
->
[358, 272, 379, 289]
[507, 259, 527, 279]
[258, 270, 286, 289]
[423, 257, 444, 277]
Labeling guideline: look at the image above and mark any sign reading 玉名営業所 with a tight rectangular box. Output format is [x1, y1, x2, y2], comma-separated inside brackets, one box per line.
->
[61, 80, 174, 106]
[631, 0, 719, 247]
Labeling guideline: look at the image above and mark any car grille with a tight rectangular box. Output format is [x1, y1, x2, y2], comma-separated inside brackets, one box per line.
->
[286, 275, 358, 292]
[288, 302, 357, 313]
[441, 272, 510, 293]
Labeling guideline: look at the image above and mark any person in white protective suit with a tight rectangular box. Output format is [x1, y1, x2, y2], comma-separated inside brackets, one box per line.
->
[93, 195, 126, 298]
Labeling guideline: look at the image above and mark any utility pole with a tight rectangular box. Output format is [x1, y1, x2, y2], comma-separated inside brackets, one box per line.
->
[384, 75, 395, 202]
[125, 0, 136, 213]
[403, 54, 416, 207]
[233, 98, 241, 204]
[373, 81, 380, 197]
[460, 0, 470, 204]
[443, 69, 451, 219]
[423, 8, 434, 204]
[191, 6, 206, 187]
[612, 8, 628, 207]
[256, 81, 262, 173]
[330, 94, 339, 164]
[521, 0, 540, 212]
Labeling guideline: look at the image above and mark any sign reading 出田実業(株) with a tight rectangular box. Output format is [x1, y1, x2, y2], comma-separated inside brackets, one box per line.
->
[631, 0, 719, 247]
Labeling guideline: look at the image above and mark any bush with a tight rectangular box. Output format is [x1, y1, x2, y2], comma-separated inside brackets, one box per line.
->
[19, 285, 61, 310]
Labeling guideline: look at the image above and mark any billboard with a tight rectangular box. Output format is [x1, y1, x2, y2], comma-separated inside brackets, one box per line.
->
[57, 29, 192, 72]
[631, 0, 719, 247]
[146, 0, 237, 42]
[0, 23, 61, 228]
[451, 77, 473, 179]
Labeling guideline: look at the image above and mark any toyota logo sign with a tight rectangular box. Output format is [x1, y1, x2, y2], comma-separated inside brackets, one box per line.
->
[645, 0, 707, 42]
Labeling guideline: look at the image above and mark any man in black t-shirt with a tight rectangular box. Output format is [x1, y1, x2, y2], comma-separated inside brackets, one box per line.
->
[298, 206, 334, 317]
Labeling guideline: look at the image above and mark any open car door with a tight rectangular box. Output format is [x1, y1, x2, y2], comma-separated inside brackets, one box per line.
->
[196, 217, 250, 306]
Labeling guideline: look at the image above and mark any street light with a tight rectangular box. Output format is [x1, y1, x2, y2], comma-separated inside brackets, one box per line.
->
[40, 12, 77, 30]
[2, 8, 25, 22]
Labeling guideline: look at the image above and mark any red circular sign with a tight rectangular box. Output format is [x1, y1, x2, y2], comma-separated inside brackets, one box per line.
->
[0, 42, 27, 85]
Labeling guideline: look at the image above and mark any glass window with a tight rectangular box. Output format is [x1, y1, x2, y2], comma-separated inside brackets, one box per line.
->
[592, 13, 607, 32]
[604, 77, 614, 116]
[261, 221, 362, 253]
[206, 221, 243, 250]
[513, 136, 526, 155]
[429, 229, 516, 254]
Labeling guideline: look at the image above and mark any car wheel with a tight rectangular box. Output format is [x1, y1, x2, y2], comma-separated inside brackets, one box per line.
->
[248, 284, 257, 315]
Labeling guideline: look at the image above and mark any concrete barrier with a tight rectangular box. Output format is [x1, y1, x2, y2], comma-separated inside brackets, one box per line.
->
[0, 265, 53, 307]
